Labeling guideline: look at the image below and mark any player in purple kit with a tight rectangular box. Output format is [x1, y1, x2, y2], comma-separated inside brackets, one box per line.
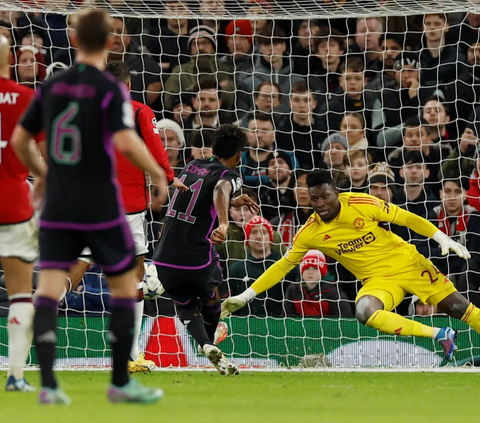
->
[12, 10, 166, 404]
[153, 124, 258, 375]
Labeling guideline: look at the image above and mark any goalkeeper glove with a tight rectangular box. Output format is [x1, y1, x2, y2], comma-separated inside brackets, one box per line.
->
[433, 231, 471, 260]
[220, 288, 257, 319]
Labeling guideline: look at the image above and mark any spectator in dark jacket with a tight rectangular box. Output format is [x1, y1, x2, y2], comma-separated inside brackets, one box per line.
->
[338, 149, 371, 193]
[308, 27, 345, 95]
[320, 57, 378, 136]
[374, 52, 430, 152]
[145, 0, 191, 79]
[366, 32, 404, 94]
[441, 123, 479, 178]
[285, 250, 353, 317]
[419, 14, 467, 89]
[276, 81, 326, 171]
[259, 151, 296, 222]
[422, 96, 453, 147]
[387, 116, 448, 195]
[272, 170, 314, 247]
[228, 217, 297, 317]
[241, 26, 304, 110]
[291, 19, 321, 77]
[444, 39, 480, 137]
[428, 178, 480, 282]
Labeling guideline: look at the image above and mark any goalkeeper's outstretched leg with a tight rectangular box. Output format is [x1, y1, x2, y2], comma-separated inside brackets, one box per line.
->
[356, 295, 458, 360]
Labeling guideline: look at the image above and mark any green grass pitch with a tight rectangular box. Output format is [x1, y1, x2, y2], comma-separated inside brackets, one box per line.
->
[1, 371, 478, 423]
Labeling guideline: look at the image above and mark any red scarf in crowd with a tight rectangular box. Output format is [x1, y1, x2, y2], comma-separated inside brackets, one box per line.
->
[437, 206, 469, 236]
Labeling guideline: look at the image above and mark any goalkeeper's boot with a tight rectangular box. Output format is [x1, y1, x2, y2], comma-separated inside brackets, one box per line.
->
[38, 387, 71, 405]
[5, 376, 36, 392]
[128, 353, 156, 374]
[108, 379, 163, 404]
[203, 344, 239, 376]
[435, 327, 458, 360]
[214, 321, 229, 345]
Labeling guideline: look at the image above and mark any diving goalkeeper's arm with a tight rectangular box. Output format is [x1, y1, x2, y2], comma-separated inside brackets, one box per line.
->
[377, 201, 471, 260]
[221, 228, 311, 319]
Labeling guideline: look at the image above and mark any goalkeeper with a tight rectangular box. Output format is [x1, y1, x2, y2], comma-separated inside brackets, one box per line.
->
[222, 170, 478, 359]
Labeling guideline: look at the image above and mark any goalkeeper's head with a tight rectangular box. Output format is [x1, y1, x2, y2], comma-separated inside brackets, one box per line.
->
[213, 124, 247, 169]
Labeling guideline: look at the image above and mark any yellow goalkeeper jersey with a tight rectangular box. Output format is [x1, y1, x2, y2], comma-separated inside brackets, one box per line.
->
[251, 193, 440, 294]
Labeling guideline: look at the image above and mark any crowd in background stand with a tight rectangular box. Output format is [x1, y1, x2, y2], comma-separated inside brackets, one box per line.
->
[1, 5, 480, 319]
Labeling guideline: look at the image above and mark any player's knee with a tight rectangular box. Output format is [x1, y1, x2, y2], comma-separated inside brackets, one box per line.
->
[355, 296, 381, 325]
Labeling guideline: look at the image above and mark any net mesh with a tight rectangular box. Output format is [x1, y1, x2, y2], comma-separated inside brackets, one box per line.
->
[1, 5, 480, 369]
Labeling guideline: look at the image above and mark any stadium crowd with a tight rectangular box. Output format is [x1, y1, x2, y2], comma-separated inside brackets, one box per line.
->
[1, 4, 480, 319]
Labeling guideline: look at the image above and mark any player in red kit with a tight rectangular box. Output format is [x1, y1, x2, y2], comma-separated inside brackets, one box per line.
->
[0, 35, 44, 392]
[64, 62, 188, 373]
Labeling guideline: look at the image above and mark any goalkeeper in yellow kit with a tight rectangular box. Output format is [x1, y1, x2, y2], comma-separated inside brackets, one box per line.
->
[222, 170, 479, 359]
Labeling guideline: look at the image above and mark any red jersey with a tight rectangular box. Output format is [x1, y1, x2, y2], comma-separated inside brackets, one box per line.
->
[0, 78, 42, 224]
[115, 100, 174, 214]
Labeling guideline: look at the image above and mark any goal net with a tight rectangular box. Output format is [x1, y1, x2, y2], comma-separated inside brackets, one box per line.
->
[1, 1, 480, 369]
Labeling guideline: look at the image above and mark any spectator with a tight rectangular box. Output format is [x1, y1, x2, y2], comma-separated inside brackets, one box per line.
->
[459, 13, 480, 54]
[444, 39, 480, 137]
[374, 52, 428, 151]
[170, 93, 194, 127]
[320, 57, 377, 135]
[309, 27, 345, 94]
[157, 118, 186, 175]
[65, 270, 111, 314]
[368, 162, 398, 203]
[338, 149, 371, 193]
[259, 151, 296, 222]
[145, 0, 191, 77]
[321, 132, 348, 186]
[428, 177, 480, 280]
[467, 150, 480, 212]
[52, 14, 76, 67]
[273, 170, 313, 247]
[276, 81, 326, 171]
[227, 216, 294, 316]
[216, 189, 286, 271]
[285, 250, 353, 317]
[190, 128, 214, 160]
[367, 32, 403, 92]
[12, 45, 46, 88]
[0, 20, 18, 48]
[410, 296, 439, 316]
[19, 26, 48, 61]
[221, 20, 254, 90]
[182, 77, 233, 146]
[163, 24, 235, 111]
[351, 17, 383, 68]
[246, 0, 272, 37]
[238, 81, 284, 128]
[387, 116, 446, 194]
[396, 150, 439, 218]
[292, 19, 321, 77]
[441, 123, 479, 178]
[241, 113, 288, 187]
[422, 96, 452, 147]
[419, 14, 467, 88]
[339, 112, 368, 151]
[198, 0, 229, 54]
[241, 26, 304, 109]
[108, 17, 162, 106]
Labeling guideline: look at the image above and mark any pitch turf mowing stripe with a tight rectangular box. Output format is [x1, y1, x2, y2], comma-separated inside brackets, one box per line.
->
[2, 371, 479, 423]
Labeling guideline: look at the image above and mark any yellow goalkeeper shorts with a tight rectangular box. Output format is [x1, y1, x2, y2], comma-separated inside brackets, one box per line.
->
[355, 255, 457, 311]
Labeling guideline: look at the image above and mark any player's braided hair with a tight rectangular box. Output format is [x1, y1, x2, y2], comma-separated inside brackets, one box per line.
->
[213, 124, 247, 159]
[306, 169, 336, 190]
